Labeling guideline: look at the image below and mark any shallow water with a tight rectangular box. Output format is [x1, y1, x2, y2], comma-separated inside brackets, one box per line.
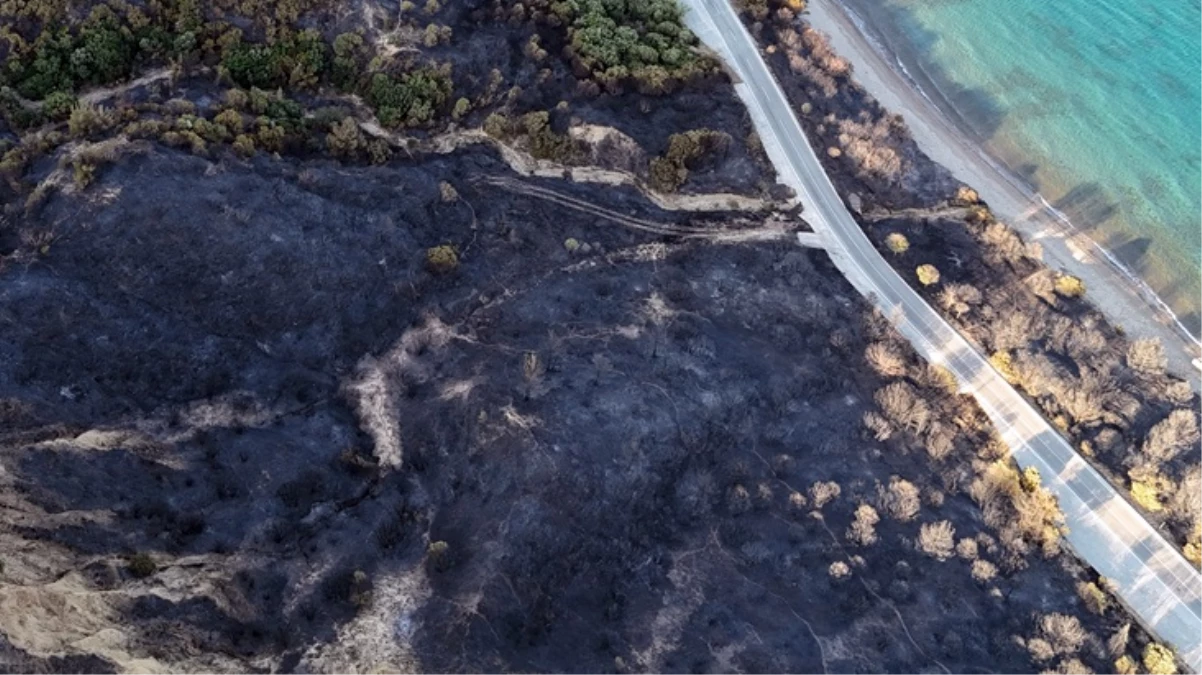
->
[862, 0, 1202, 335]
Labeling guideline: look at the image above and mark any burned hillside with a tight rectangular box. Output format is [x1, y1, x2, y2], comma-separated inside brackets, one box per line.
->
[0, 0, 1179, 672]
[0, 142, 1161, 673]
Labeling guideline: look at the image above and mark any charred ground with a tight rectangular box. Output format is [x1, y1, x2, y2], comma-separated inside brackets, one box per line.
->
[734, 0, 1201, 563]
[0, 0, 1178, 673]
[0, 140, 1155, 674]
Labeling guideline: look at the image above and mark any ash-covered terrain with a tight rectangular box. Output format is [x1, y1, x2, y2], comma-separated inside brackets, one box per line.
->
[0, 0, 1175, 672]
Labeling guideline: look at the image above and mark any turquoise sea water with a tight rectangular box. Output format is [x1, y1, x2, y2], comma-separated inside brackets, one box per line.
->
[866, 0, 1202, 335]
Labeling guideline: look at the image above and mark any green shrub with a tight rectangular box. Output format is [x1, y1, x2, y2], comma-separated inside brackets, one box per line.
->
[68, 102, 112, 138]
[42, 91, 77, 121]
[222, 30, 326, 90]
[232, 134, 256, 158]
[72, 160, 95, 188]
[265, 96, 303, 125]
[425, 245, 458, 274]
[565, 0, 706, 92]
[647, 129, 731, 191]
[427, 540, 451, 571]
[916, 264, 941, 286]
[256, 119, 286, 152]
[127, 552, 157, 578]
[248, 87, 272, 114]
[224, 88, 250, 110]
[326, 117, 363, 158]
[520, 110, 575, 161]
[366, 69, 452, 128]
[214, 108, 244, 133]
[483, 112, 509, 138]
[8, 19, 138, 99]
[331, 32, 366, 89]
[73, 18, 136, 85]
[367, 138, 392, 165]
[649, 155, 686, 192]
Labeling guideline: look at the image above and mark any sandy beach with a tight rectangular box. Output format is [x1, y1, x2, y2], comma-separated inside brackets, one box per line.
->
[803, 0, 1202, 384]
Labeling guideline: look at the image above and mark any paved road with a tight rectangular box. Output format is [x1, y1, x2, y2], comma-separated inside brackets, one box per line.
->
[681, 0, 1202, 669]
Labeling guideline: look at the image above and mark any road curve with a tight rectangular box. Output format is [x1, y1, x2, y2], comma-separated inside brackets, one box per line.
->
[680, 0, 1202, 669]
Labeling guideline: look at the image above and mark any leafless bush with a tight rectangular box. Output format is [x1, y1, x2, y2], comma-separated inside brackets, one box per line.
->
[846, 504, 880, 546]
[808, 480, 841, 509]
[1127, 338, 1167, 375]
[918, 520, 955, 560]
[865, 342, 907, 378]
[875, 382, 930, 435]
[992, 311, 1036, 352]
[879, 476, 921, 521]
[1107, 624, 1130, 658]
[970, 558, 996, 583]
[675, 469, 715, 520]
[1046, 657, 1094, 674]
[863, 411, 893, 441]
[1143, 409, 1200, 462]
[1025, 269, 1057, 304]
[836, 114, 903, 183]
[939, 282, 982, 317]
[982, 221, 1027, 267]
[727, 484, 751, 514]
[1066, 326, 1107, 362]
[754, 482, 774, 510]
[956, 538, 978, 559]
[1170, 464, 1201, 531]
[1045, 315, 1076, 353]
[924, 488, 945, 508]
[828, 560, 850, 579]
[924, 425, 956, 461]
[1027, 638, 1056, 663]
[970, 461, 1064, 558]
[780, 27, 842, 99]
[1040, 613, 1088, 656]
[1011, 350, 1064, 398]
[1164, 380, 1194, 406]
[1012, 485, 1064, 557]
[788, 490, 807, 512]
[799, 25, 850, 76]
[788, 52, 838, 98]
[1056, 371, 1112, 426]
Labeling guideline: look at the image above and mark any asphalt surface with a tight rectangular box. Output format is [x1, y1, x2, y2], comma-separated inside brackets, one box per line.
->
[681, 0, 1202, 669]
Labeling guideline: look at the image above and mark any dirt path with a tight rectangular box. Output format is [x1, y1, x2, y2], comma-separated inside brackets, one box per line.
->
[78, 68, 174, 106]
[358, 120, 787, 215]
[478, 174, 806, 244]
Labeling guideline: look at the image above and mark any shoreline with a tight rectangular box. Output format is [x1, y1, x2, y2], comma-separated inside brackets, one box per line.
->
[804, 0, 1202, 382]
